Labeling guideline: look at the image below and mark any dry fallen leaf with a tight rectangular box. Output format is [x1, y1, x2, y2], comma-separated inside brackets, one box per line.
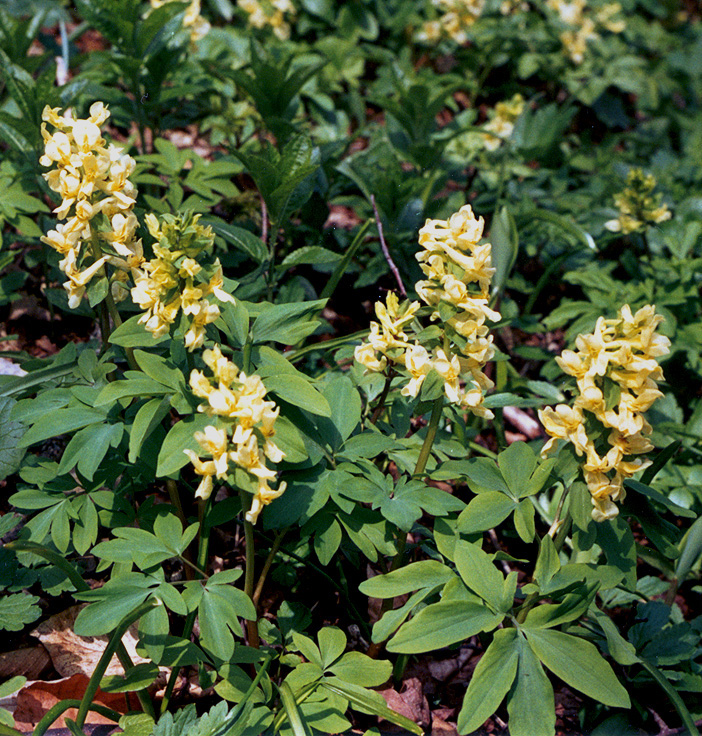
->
[31, 605, 149, 678]
[379, 676, 431, 729]
[0, 647, 51, 680]
[14, 674, 135, 731]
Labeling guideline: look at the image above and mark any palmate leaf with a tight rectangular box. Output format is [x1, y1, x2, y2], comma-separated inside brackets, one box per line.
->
[0, 592, 41, 631]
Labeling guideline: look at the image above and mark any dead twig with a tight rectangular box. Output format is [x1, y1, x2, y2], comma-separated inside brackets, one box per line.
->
[371, 194, 406, 297]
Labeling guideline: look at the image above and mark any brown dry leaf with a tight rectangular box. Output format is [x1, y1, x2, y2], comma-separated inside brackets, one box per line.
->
[0, 647, 51, 680]
[379, 677, 431, 729]
[14, 674, 135, 730]
[431, 707, 458, 735]
[31, 605, 149, 677]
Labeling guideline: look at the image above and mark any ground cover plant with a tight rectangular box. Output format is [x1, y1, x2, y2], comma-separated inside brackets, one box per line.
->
[0, 1, 701, 735]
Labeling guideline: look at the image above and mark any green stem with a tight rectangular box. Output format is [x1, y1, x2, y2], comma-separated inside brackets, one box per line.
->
[31, 701, 122, 736]
[320, 220, 372, 301]
[6, 542, 154, 718]
[160, 496, 212, 715]
[74, 599, 161, 729]
[414, 397, 444, 477]
[368, 398, 445, 658]
[253, 528, 286, 607]
[0, 724, 23, 736]
[639, 657, 701, 736]
[370, 373, 394, 425]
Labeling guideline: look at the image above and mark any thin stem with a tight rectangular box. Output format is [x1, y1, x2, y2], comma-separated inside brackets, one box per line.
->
[240, 490, 260, 649]
[253, 528, 286, 607]
[370, 194, 406, 297]
[7, 541, 154, 717]
[414, 397, 444, 477]
[75, 599, 160, 729]
[368, 398, 445, 658]
[160, 496, 212, 715]
[32, 702, 122, 736]
[370, 373, 394, 425]
[320, 220, 372, 301]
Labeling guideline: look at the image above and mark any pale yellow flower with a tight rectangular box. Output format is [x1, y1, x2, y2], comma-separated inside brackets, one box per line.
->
[185, 348, 285, 523]
[540, 304, 669, 520]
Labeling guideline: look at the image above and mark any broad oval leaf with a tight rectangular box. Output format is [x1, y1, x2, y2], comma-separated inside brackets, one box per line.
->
[524, 628, 630, 708]
[387, 600, 502, 654]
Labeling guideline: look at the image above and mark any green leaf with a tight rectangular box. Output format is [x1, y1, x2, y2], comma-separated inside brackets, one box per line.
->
[524, 628, 630, 708]
[514, 498, 536, 543]
[457, 492, 517, 534]
[133, 350, 185, 391]
[18, 405, 107, 447]
[280, 246, 341, 268]
[278, 680, 313, 736]
[457, 629, 519, 734]
[507, 635, 555, 736]
[358, 560, 455, 598]
[251, 300, 326, 346]
[94, 377, 172, 406]
[205, 218, 268, 264]
[0, 396, 25, 481]
[101, 662, 161, 693]
[74, 576, 156, 636]
[58, 422, 124, 480]
[0, 675, 25, 698]
[157, 413, 213, 477]
[328, 652, 391, 687]
[320, 679, 422, 736]
[109, 315, 170, 348]
[198, 576, 256, 660]
[316, 375, 361, 450]
[490, 205, 519, 298]
[0, 592, 41, 631]
[129, 396, 171, 464]
[676, 515, 702, 583]
[264, 374, 331, 417]
[387, 600, 501, 654]
[454, 540, 505, 611]
[523, 586, 597, 629]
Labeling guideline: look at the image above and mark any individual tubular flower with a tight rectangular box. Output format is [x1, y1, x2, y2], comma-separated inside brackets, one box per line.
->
[539, 304, 670, 522]
[417, 0, 486, 44]
[131, 212, 234, 350]
[149, 0, 210, 42]
[238, 0, 296, 40]
[185, 345, 286, 522]
[482, 94, 525, 152]
[355, 205, 501, 419]
[39, 103, 143, 309]
[604, 169, 672, 234]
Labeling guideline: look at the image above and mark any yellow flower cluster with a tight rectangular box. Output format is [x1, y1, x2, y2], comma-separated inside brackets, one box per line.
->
[238, 0, 296, 40]
[546, 0, 625, 64]
[604, 169, 672, 234]
[355, 205, 500, 418]
[131, 212, 234, 350]
[539, 305, 670, 522]
[417, 0, 486, 44]
[40, 103, 143, 309]
[149, 0, 210, 43]
[185, 345, 286, 523]
[482, 94, 525, 152]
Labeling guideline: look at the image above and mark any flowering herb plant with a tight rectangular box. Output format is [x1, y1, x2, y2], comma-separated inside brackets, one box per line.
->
[0, 2, 701, 736]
